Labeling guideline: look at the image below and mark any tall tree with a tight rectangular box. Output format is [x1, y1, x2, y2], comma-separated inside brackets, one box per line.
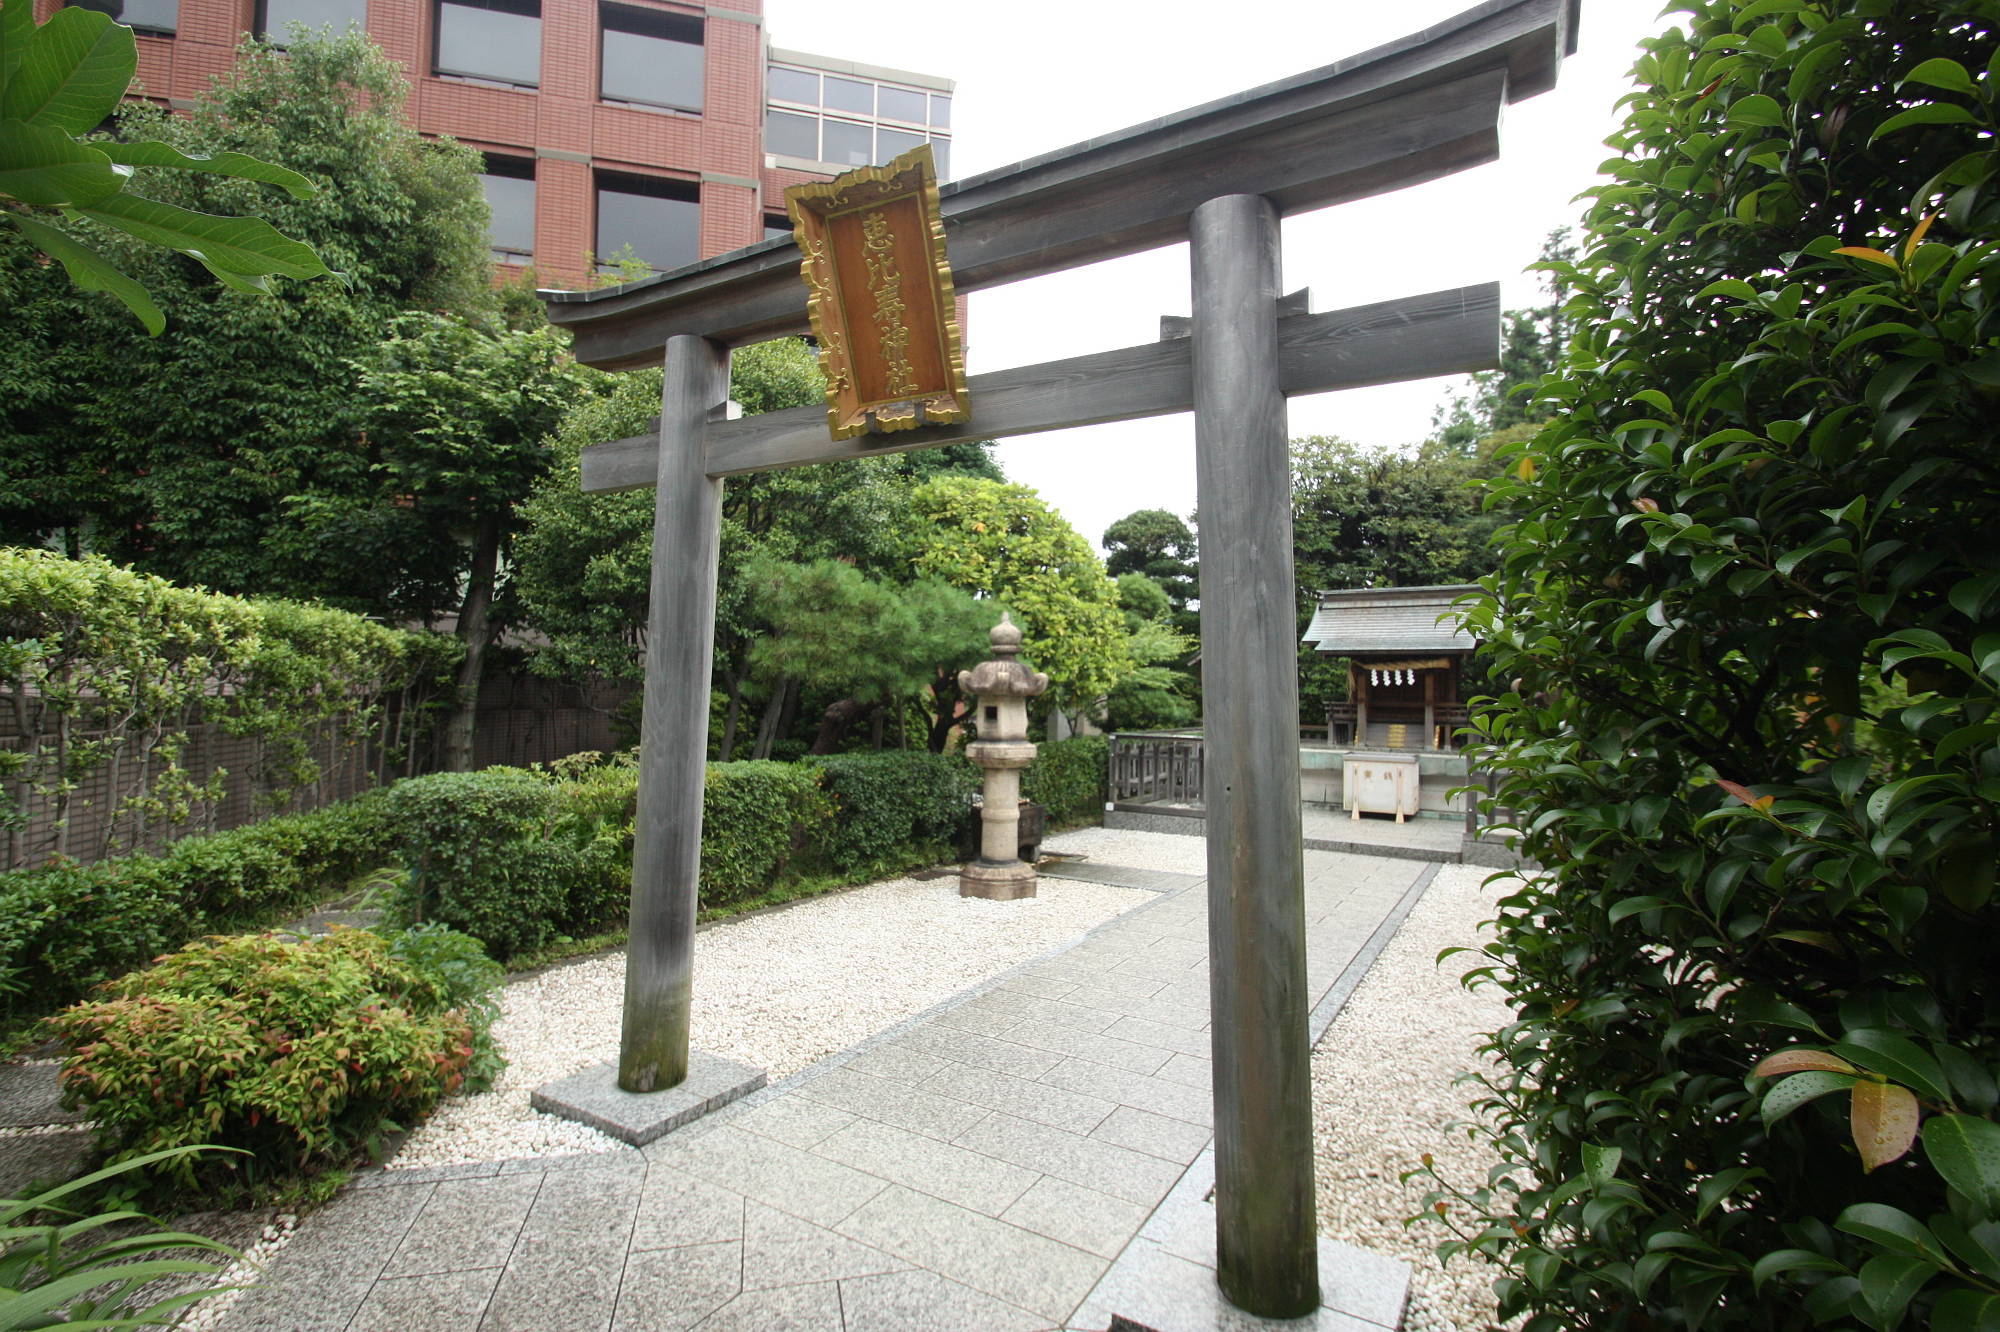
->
[1101, 508, 1199, 633]
[0, 29, 496, 589]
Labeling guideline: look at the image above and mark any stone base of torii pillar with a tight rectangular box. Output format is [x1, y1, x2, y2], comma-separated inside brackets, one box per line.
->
[958, 613, 1049, 900]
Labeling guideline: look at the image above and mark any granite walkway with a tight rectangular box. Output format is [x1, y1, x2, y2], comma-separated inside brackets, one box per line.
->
[218, 848, 1436, 1332]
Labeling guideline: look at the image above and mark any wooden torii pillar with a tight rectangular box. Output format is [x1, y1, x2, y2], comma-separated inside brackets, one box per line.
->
[545, 1, 1576, 1316]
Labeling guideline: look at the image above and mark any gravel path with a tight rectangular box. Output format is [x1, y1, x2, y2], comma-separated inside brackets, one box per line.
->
[1312, 861, 1518, 1331]
[390, 859, 1151, 1170]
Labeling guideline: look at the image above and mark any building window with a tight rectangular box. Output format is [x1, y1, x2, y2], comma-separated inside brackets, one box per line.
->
[762, 213, 791, 242]
[73, 0, 177, 35]
[596, 171, 698, 273]
[600, 5, 701, 112]
[480, 154, 536, 262]
[256, 0, 364, 40]
[435, 0, 540, 87]
[764, 63, 953, 179]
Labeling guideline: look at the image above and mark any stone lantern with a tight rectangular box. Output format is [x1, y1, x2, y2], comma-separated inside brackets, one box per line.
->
[958, 613, 1049, 900]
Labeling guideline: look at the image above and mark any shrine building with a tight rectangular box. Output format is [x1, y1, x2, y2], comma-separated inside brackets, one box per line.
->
[1300, 584, 1479, 751]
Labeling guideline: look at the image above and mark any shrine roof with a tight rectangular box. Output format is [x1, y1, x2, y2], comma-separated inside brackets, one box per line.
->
[1301, 585, 1480, 655]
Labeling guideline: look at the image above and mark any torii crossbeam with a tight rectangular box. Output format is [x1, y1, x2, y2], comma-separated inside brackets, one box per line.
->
[542, 0, 1577, 1317]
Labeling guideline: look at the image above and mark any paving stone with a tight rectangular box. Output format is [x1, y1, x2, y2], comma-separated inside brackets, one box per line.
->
[811, 1117, 1035, 1217]
[349, 1265, 501, 1332]
[382, 1174, 542, 1278]
[732, 1096, 856, 1150]
[497, 1151, 644, 1177]
[838, 1268, 1053, 1332]
[1062, 973, 1169, 1005]
[835, 1184, 1107, 1324]
[739, 1200, 908, 1290]
[954, 1113, 1182, 1208]
[997, 1017, 1173, 1076]
[0, 1063, 81, 1127]
[655, 1124, 886, 1228]
[992, 971, 1081, 1001]
[1068, 1238, 1381, 1332]
[1100, 1014, 1212, 1057]
[793, 1066, 987, 1141]
[970, 990, 1121, 1035]
[1153, 1053, 1214, 1091]
[1040, 1059, 1213, 1129]
[901, 1023, 1064, 1081]
[1088, 1107, 1212, 1166]
[609, 1240, 739, 1332]
[222, 1185, 434, 1331]
[692, 1280, 843, 1331]
[532, 1052, 765, 1147]
[1000, 1175, 1150, 1259]
[928, 999, 1027, 1038]
[479, 1166, 641, 1332]
[628, 1161, 744, 1251]
[923, 1062, 1118, 1137]
[356, 1160, 506, 1188]
[840, 1042, 956, 1086]
[0, 1130, 92, 1198]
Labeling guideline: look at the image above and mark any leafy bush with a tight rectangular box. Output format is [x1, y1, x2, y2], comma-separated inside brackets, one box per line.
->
[1433, 1, 2000, 1326]
[0, 789, 396, 1022]
[1022, 736, 1109, 827]
[52, 928, 497, 1195]
[811, 751, 977, 873]
[381, 769, 583, 961]
[700, 761, 830, 908]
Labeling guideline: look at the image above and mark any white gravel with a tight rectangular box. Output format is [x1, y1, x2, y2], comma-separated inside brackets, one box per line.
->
[389, 866, 1151, 1170]
[1312, 862, 1519, 1331]
[1041, 824, 1209, 875]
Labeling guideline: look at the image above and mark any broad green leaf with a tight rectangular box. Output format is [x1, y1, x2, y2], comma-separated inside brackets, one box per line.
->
[1871, 103, 1977, 141]
[1838, 1203, 1943, 1260]
[1583, 1143, 1622, 1187]
[1933, 1216, 2000, 1284]
[0, 0, 34, 88]
[98, 140, 318, 199]
[1833, 1030, 1953, 1102]
[1763, 1069, 1858, 1124]
[1730, 93, 1786, 126]
[69, 191, 333, 281]
[5, 211, 163, 334]
[0, 4, 133, 133]
[1608, 895, 1671, 924]
[1852, 1080, 1921, 1172]
[1931, 1290, 2000, 1332]
[1901, 58, 1977, 96]
[0, 116, 126, 206]
[1857, 1253, 1932, 1330]
[1923, 1116, 2000, 1214]
[1751, 1248, 1848, 1289]
[1833, 246, 1899, 269]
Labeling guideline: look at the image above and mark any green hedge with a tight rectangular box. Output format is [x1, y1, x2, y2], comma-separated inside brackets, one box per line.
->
[700, 761, 831, 908]
[0, 789, 396, 1020]
[811, 752, 977, 874]
[1022, 735, 1109, 827]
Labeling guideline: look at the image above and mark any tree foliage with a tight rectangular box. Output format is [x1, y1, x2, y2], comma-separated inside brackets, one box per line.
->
[1428, 1, 2000, 1326]
[0, 0, 333, 333]
[1432, 228, 1578, 455]
[904, 477, 1131, 717]
[1102, 508, 1198, 630]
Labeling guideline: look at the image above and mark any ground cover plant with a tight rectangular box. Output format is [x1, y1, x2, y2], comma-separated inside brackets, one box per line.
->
[1431, 0, 2000, 1327]
[52, 926, 500, 1199]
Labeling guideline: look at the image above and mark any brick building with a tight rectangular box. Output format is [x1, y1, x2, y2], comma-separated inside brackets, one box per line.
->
[61, 0, 954, 290]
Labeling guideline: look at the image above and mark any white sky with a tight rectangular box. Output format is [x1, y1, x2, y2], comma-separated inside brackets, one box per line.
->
[763, 0, 1673, 549]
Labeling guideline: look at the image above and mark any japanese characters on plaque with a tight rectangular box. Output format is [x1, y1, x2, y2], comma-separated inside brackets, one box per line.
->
[785, 144, 970, 441]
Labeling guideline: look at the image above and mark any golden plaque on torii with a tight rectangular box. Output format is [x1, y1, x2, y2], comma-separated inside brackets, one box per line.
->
[785, 144, 970, 441]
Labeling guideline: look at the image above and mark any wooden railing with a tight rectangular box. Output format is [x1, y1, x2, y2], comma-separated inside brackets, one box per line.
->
[1109, 731, 1205, 806]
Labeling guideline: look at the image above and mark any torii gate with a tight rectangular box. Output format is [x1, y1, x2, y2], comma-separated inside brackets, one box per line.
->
[543, 0, 1576, 1316]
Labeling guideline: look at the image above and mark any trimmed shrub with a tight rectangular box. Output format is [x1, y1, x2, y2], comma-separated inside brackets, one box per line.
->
[700, 761, 830, 908]
[811, 751, 978, 873]
[1022, 735, 1109, 827]
[381, 769, 581, 961]
[52, 927, 498, 1194]
[1432, 1, 2000, 1327]
[0, 788, 396, 1021]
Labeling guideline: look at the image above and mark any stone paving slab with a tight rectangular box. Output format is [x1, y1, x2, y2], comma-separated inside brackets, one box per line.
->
[216, 846, 1430, 1332]
[0, 1062, 82, 1127]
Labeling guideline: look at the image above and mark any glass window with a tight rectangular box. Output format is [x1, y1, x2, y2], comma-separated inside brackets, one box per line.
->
[596, 172, 699, 273]
[932, 137, 949, 178]
[763, 214, 792, 242]
[877, 86, 925, 125]
[821, 119, 871, 167]
[765, 110, 817, 160]
[823, 75, 872, 116]
[767, 66, 817, 106]
[259, 0, 364, 39]
[480, 154, 535, 259]
[929, 94, 950, 128]
[435, 0, 540, 86]
[877, 126, 925, 162]
[600, 5, 701, 111]
[74, 0, 178, 34]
